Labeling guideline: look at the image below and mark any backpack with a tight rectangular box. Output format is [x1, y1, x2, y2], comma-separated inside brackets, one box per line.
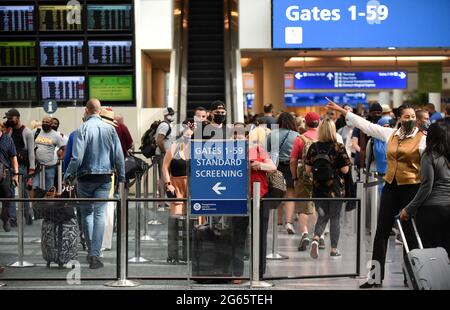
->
[140, 120, 171, 158]
[299, 135, 315, 186]
[312, 143, 335, 183]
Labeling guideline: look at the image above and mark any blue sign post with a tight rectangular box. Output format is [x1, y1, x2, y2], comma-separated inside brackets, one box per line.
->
[272, 0, 450, 49]
[190, 140, 248, 215]
[294, 71, 407, 89]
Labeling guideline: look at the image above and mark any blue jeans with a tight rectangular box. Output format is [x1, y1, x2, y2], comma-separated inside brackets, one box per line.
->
[8, 165, 32, 221]
[33, 165, 56, 191]
[77, 181, 112, 257]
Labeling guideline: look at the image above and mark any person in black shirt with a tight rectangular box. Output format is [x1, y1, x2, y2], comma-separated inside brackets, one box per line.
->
[0, 122, 19, 232]
[192, 100, 230, 140]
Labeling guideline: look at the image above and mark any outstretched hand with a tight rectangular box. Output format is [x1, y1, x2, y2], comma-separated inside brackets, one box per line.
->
[326, 99, 347, 115]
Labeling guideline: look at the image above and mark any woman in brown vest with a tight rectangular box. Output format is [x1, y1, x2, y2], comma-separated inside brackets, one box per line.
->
[326, 101, 426, 288]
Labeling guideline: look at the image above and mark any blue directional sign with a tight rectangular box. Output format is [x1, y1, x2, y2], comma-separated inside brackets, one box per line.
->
[190, 140, 248, 215]
[272, 0, 450, 49]
[294, 72, 407, 89]
[43, 100, 58, 114]
[284, 93, 368, 108]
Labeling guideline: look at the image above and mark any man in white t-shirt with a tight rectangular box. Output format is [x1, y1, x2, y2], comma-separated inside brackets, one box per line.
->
[155, 107, 175, 205]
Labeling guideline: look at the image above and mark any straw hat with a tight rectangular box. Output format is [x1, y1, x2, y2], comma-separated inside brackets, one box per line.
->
[381, 104, 392, 114]
[100, 108, 118, 127]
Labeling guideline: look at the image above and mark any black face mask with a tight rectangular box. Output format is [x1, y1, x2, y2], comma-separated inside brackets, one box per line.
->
[42, 124, 52, 132]
[401, 120, 416, 133]
[213, 114, 226, 124]
[368, 115, 381, 124]
[51, 126, 58, 131]
[5, 120, 16, 128]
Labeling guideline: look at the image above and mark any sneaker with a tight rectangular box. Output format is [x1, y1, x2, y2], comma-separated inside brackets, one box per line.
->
[89, 257, 104, 269]
[297, 233, 310, 251]
[330, 249, 342, 258]
[86, 255, 92, 263]
[395, 234, 403, 245]
[319, 237, 326, 250]
[2, 220, 11, 232]
[310, 240, 319, 259]
[285, 223, 295, 235]
[359, 281, 382, 289]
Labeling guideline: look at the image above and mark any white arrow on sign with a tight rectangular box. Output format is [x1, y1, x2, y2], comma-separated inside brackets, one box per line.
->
[212, 182, 226, 195]
[295, 72, 303, 80]
[399, 72, 407, 79]
[327, 73, 334, 80]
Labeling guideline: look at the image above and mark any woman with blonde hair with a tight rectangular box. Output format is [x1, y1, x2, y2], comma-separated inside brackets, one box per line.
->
[304, 118, 351, 259]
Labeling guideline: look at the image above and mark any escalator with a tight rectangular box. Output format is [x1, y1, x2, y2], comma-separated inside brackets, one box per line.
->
[186, 0, 225, 117]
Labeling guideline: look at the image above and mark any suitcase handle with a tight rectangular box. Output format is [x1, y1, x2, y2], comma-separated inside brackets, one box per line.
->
[395, 216, 424, 253]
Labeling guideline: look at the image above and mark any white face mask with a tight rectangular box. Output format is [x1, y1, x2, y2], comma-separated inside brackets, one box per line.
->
[166, 115, 174, 122]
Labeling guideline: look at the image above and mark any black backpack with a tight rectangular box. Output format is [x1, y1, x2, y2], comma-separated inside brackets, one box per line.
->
[140, 120, 171, 158]
[312, 143, 335, 183]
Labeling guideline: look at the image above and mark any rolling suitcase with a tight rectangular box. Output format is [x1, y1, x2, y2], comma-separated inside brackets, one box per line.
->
[41, 218, 79, 269]
[396, 217, 450, 290]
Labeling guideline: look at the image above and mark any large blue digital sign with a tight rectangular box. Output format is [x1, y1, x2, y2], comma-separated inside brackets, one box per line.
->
[272, 0, 450, 49]
[294, 71, 407, 89]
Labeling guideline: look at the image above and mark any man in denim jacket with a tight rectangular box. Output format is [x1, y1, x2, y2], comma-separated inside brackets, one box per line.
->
[64, 99, 125, 269]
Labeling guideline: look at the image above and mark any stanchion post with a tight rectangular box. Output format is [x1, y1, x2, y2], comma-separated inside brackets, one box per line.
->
[57, 159, 63, 194]
[105, 182, 140, 287]
[148, 157, 162, 225]
[251, 182, 273, 288]
[32, 164, 44, 244]
[357, 181, 366, 277]
[140, 167, 154, 241]
[370, 172, 378, 249]
[129, 174, 148, 263]
[9, 174, 34, 268]
[266, 207, 289, 260]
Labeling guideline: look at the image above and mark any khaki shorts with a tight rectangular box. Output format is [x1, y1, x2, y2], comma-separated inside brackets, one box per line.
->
[294, 180, 315, 215]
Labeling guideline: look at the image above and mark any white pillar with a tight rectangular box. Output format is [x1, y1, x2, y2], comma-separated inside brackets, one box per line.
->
[378, 91, 390, 106]
[429, 93, 442, 112]
[392, 89, 403, 108]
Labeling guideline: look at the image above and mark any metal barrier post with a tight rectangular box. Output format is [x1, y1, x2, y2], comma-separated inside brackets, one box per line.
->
[370, 173, 379, 249]
[129, 174, 148, 263]
[32, 164, 45, 244]
[148, 157, 162, 225]
[57, 160, 63, 194]
[105, 182, 140, 287]
[9, 174, 35, 268]
[266, 207, 289, 260]
[140, 167, 154, 241]
[251, 182, 273, 288]
[357, 181, 366, 277]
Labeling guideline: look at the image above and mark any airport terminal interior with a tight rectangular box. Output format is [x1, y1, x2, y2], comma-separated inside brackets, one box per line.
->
[0, 0, 449, 290]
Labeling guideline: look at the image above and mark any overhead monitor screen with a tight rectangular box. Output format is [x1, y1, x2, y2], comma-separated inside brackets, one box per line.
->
[0, 42, 36, 66]
[87, 5, 132, 31]
[41, 76, 85, 101]
[40, 41, 83, 67]
[0, 76, 37, 101]
[293, 71, 407, 89]
[0, 6, 34, 32]
[272, 0, 450, 49]
[39, 5, 82, 31]
[89, 75, 133, 101]
[88, 41, 132, 66]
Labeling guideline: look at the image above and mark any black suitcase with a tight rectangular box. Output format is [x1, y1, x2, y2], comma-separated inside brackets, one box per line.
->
[397, 218, 450, 290]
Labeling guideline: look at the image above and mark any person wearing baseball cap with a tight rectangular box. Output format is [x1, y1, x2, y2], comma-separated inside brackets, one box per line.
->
[193, 100, 229, 140]
[289, 111, 321, 250]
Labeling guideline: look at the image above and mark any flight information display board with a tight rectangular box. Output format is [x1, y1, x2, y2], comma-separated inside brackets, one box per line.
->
[0, 42, 36, 66]
[88, 41, 132, 66]
[87, 5, 132, 30]
[89, 75, 133, 101]
[0, 6, 34, 32]
[40, 41, 83, 67]
[0, 76, 37, 101]
[39, 5, 82, 31]
[41, 76, 85, 101]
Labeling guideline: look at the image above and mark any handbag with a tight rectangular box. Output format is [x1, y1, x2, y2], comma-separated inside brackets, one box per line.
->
[267, 170, 286, 199]
[33, 186, 77, 223]
[125, 154, 147, 181]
